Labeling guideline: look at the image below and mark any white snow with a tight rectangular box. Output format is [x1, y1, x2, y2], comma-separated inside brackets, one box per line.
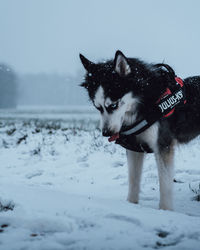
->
[0, 114, 200, 250]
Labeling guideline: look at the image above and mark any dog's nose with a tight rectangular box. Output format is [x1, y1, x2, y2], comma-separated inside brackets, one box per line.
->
[102, 129, 112, 137]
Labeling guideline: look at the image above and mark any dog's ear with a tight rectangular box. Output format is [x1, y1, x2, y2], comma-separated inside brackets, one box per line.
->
[79, 54, 95, 72]
[114, 50, 131, 76]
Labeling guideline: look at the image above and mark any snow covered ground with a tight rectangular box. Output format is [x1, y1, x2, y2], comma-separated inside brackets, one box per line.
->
[0, 112, 200, 250]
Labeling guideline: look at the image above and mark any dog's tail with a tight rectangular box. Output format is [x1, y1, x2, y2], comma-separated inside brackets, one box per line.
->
[154, 63, 176, 78]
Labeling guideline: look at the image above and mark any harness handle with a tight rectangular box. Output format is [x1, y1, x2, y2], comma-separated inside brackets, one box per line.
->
[154, 63, 176, 78]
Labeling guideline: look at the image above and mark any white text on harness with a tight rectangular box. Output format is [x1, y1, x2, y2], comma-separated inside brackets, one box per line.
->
[158, 90, 183, 113]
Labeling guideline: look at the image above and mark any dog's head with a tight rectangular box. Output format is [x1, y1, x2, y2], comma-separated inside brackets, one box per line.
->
[80, 50, 165, 137]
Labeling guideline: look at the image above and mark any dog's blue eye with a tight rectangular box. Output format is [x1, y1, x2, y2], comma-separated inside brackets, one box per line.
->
[106, 103, 119, 113]
[109, 103, 118, 110]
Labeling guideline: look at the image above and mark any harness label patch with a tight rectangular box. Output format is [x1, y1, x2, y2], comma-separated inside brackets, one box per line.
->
[158, 90, 183, 113]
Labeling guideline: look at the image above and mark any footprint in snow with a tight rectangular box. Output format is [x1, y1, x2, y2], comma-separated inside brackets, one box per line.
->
[106, 214, 141, 226]
[25, 170, 43, 179]
[79, 163, 89, 168]
[112, 161, 124, 168]
[0, 199, 15, 212]
[77, 156, 88, 163]
[112, 175, 125, 180]
[77, 156, 89, 167]
[0, 224, 9, 233]
[157, 230, 170, 238]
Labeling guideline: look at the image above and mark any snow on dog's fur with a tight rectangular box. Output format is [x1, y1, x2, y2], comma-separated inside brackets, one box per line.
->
[80, 50, 200, 210]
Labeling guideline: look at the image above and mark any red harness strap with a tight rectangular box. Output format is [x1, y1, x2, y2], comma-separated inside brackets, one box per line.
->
[175, 77, 184, 87]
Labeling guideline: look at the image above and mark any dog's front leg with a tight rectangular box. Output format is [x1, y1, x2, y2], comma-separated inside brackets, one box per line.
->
[155, 146, 174, 210]
[126, 150, 144, 204]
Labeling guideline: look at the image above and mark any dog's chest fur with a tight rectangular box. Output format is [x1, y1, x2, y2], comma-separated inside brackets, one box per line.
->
[136, 122, 159, 151]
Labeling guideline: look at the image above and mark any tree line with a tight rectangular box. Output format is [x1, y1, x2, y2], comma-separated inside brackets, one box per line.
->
[0, 64, 17, 108]
[0, 63, 88, 108]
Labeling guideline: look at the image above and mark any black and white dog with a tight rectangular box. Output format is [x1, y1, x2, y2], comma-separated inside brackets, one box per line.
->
[80, 50, 200, 210]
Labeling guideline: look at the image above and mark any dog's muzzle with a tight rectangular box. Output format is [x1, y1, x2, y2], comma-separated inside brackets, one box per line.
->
[108, 133, 120, 142]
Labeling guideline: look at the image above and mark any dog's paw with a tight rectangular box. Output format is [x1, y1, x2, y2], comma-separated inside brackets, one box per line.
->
[127, 196, 139, 204]
[159, 202, 173, 211]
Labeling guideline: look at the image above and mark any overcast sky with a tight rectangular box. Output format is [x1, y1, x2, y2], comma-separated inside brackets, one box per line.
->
[0, 0, 200, 77]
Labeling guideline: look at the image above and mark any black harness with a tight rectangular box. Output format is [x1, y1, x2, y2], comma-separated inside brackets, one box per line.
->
[114, 66, 186, 153]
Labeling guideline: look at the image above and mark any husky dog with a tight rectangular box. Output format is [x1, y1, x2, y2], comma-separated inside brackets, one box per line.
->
[80, 50, 200, 210]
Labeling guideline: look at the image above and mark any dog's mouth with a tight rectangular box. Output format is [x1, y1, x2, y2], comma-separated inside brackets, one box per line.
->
[107, 126, 128, 142]
[108, 133, 120, 142]
[107, 124, 133, 142]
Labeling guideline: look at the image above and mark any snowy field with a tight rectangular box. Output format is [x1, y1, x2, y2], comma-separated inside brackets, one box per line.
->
[0, 109, 200, 250]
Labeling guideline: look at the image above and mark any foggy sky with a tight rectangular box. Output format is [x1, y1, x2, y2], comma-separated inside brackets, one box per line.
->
[0, 0, 200, 77]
